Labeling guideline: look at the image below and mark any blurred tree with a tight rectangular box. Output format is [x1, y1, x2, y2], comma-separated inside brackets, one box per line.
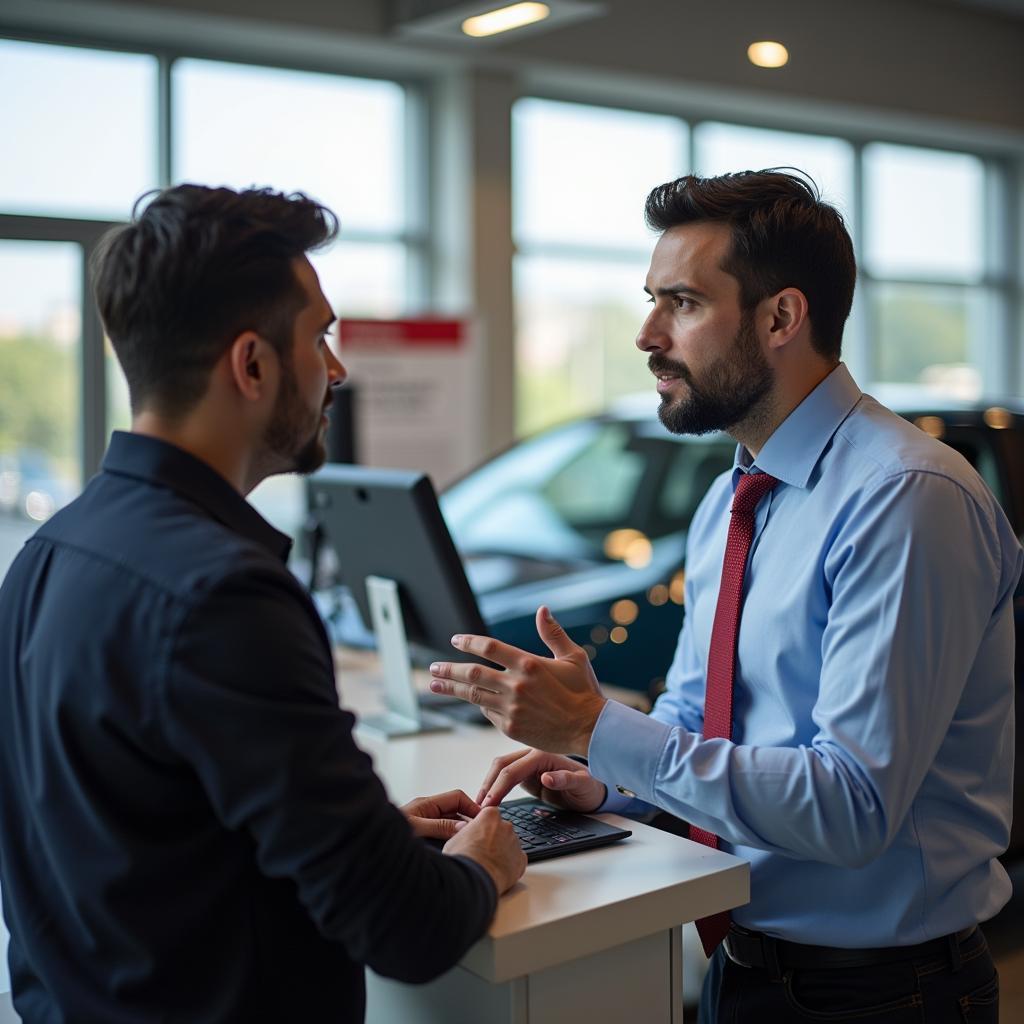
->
[0, 334, 76, 463]
[875, 288, 967, 383]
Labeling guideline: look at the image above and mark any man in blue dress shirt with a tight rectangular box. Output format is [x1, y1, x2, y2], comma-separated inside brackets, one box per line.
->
[0, 184, 526, 1022]
[429, 170, 1022, 1021]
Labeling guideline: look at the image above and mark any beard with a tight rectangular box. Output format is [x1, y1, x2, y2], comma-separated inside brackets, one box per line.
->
[263, 355, 329, 476]
[651, 311, 774, 436]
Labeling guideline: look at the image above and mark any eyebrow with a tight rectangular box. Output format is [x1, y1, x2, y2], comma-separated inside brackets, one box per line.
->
[643, 282, 709, 301]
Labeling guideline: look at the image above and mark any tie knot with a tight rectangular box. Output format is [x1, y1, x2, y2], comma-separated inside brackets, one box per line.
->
[731, 471, 779, 517]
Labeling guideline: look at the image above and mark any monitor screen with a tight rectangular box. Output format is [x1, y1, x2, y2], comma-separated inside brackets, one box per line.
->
[307, 464, 487, 667]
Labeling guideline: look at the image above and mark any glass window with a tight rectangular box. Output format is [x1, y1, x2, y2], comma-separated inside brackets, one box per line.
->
[513, 99, 689, 435]
[514, 99, 688, 249]
[514, 254, 653, 435]
[0, 240, 82, 578]
[696, 122, 855, 222]
[311, 241, 408, 320]
[106, 337, 132, 437]
[0, 40, 157, 220]
[871, 283, 986, 398]
[173, 59, 406, 234]
[864, 143, 985, 280]
[173, 59, 411, 544]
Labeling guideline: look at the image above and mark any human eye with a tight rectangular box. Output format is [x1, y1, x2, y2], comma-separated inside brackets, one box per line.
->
[673, 294, 696, 311]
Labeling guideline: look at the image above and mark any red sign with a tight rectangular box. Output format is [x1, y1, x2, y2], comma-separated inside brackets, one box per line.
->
[340, 318, 467, 349]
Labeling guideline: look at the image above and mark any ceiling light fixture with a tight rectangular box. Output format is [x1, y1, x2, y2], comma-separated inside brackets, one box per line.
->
[462, 2, 551, 36]
[747, 40, 789, 68]
[391, 1, 605, 44]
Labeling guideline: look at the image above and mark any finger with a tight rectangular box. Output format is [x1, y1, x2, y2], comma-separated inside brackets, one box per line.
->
[428, 677, 506, 712]
[425, 789, 482, 819]
[481, 756, 550, 807]
[539, 769, 589, 791]
[535, 606, 579, 660]
[413, 816, 462, 841]
[476, 749, 534, 804]
[428, 659, 508, 693]
[447, 632, 535, 671]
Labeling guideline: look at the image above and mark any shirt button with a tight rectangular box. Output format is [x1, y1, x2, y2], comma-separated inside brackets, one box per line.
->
[615, 785, 637, 798]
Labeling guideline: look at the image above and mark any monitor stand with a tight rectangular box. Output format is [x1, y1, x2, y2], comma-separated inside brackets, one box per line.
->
[357, 575, 452, 738]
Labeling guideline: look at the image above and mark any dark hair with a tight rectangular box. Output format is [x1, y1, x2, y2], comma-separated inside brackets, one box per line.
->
[644, 169, 855, 360]
[91, 184, 339, 418]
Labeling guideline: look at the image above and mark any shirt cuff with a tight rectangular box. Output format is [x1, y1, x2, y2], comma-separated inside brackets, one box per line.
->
[588, 699, 674, 812]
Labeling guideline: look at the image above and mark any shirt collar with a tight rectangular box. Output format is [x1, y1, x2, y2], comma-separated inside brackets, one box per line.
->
[101, 431, 293, 562]
[731, 363, 862, 489]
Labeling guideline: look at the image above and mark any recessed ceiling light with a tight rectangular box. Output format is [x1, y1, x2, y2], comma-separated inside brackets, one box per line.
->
[747, 40, 789, 68]
[462, 2, 551, 37]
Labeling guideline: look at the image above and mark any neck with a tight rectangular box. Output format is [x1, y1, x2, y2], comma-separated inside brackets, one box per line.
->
[131, 410, 262, 495]
[731, 360, 839, 459]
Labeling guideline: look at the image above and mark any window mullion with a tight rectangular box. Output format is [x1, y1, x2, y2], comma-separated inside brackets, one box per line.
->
[158, 53, 173, 188]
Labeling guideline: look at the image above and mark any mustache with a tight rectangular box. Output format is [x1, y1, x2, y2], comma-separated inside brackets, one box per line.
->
[648, 353, 693, 383]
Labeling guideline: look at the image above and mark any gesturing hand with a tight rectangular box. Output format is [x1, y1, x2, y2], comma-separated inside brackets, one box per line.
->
[477, 748, 607, 813]
[428, 606, 608, 755]
[401, 789, 480, 841]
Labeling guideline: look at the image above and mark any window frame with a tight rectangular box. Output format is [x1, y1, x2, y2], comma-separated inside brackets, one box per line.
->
[0, 28, 432, 479]
[512, 93, 1021, 430]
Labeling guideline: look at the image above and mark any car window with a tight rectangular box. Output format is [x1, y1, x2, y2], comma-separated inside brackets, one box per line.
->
[659, 442, 735, 526]
[540, 424, 644, 528]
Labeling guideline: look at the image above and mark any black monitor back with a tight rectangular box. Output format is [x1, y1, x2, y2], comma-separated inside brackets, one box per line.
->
[307, 464, 487, 664]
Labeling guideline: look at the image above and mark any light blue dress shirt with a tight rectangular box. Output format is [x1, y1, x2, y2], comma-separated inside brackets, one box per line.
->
[589, 364, 1022, 947]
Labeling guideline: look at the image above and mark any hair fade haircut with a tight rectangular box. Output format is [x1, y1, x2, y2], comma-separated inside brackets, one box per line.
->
[644, 169, 856, 360]
[91, 184, 339, 419]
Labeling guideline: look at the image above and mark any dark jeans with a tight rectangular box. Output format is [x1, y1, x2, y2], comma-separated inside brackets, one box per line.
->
[698, 926, 999, 1023]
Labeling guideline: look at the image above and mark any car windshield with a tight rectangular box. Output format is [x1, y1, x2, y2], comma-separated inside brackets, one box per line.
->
[441, 418, 734, 563]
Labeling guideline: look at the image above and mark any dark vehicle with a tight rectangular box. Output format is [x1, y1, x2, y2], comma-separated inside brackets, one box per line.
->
[317, 389, 1024, 856]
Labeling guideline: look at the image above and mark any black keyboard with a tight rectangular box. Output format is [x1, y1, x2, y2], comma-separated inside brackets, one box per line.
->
[422, 798, 631, 862]
[498, 800, 601, 860]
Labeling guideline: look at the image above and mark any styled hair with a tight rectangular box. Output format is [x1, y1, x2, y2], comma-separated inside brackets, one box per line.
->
[644, 169, 855, 360]
[91, 184, 338, 418]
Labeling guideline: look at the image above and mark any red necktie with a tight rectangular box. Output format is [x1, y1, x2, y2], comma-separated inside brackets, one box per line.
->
[690, 470, 779, 958]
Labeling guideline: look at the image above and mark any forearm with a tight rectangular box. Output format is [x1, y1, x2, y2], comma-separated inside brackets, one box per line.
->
[357, 842, 497, 982]
[588, 701, 888, 867]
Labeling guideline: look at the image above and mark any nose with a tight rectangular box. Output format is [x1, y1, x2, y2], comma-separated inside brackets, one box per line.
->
[635, 304, 668, 354]
[324, 342, 347, 387]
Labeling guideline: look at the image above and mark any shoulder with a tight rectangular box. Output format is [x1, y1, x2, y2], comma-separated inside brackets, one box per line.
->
[828, 395, 994, 513]
[39, 469, 296, 606]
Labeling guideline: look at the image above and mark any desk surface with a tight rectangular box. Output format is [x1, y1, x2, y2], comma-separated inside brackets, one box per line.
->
[335, 650, 749, 982]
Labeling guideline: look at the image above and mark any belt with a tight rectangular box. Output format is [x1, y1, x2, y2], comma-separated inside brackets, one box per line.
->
[723, 924, 978, 973]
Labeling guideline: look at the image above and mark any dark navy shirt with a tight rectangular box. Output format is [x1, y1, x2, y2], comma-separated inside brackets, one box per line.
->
[0, 432, 495, 1023]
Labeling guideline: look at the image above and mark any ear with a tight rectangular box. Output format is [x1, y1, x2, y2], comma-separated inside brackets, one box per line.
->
[763, 288, 809, 353]
[226, 330, 277, 402]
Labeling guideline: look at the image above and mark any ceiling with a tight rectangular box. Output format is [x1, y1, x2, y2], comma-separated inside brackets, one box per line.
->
[933, 0, 1024, 18]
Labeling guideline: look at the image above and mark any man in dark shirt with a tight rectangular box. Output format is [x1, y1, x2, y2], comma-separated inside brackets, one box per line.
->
[0, 184, 525, 1022]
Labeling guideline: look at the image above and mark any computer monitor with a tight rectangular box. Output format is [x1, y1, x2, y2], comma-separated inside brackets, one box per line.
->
[307, 464, 488, 737]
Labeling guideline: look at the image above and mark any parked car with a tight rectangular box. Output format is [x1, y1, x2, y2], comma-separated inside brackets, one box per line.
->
[316, 388, 1024, 857]
[0, 448, 75, 523]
